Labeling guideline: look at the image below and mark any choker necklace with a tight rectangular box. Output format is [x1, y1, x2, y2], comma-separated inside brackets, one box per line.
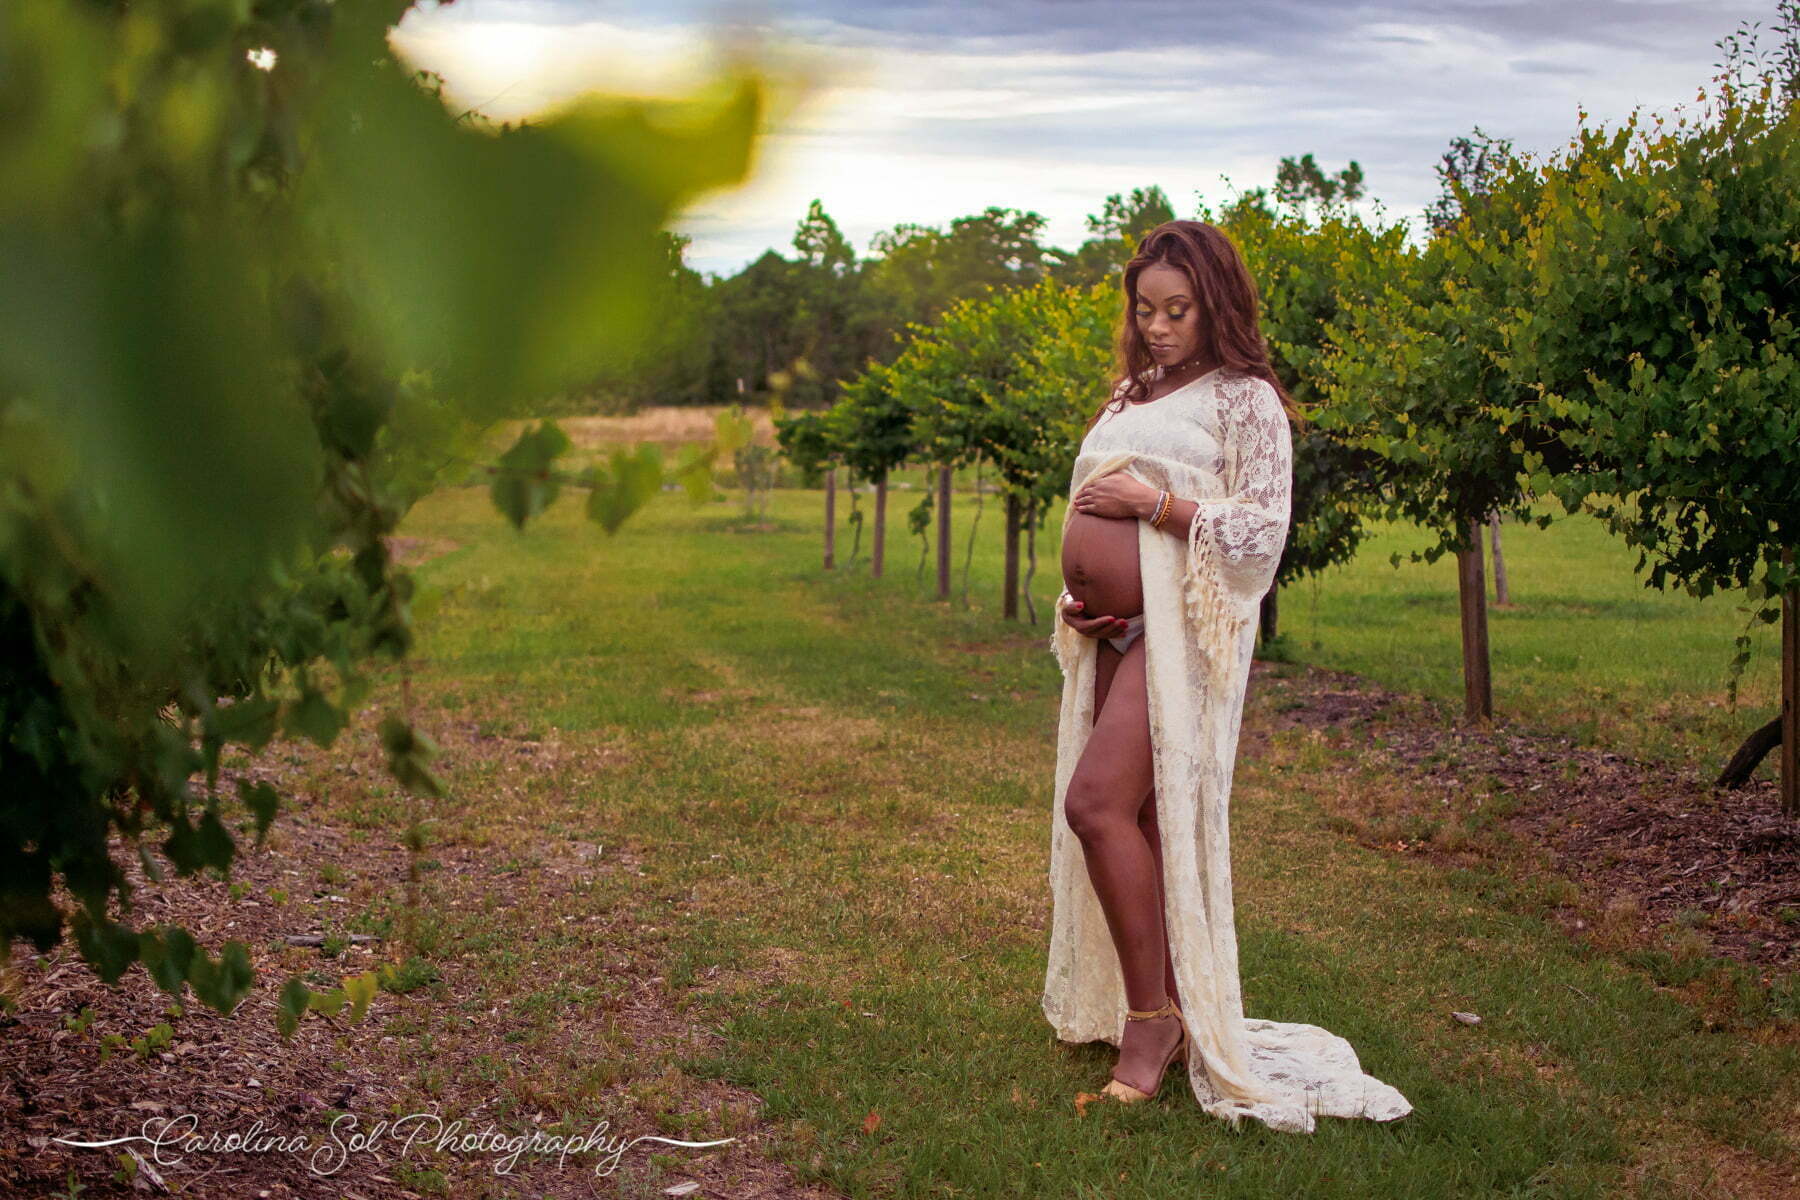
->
[1159, 352, 1213, 377]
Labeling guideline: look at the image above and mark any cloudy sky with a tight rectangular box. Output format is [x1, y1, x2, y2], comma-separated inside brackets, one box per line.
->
[391, 0, 1765, 277]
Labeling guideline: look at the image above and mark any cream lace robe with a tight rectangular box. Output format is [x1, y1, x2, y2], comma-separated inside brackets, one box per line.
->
[1042, 367, 1412, 1134]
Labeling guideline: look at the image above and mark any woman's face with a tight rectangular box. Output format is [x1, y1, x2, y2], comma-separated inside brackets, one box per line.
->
[1134, 261, 1205, 368]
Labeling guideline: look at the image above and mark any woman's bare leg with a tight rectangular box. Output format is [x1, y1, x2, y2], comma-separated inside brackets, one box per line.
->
[1064, 636, 1183, 1091]
[1088, 642, 1179, 1006]
[1137, 790, 1180, 1007]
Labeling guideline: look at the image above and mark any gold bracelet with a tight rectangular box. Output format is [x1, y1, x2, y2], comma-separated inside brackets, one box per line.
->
[1151, 490, 1173, 529]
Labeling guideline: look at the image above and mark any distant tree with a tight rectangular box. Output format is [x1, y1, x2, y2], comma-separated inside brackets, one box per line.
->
[863, 206, 1050, 328]
[789, 200, 866, 386]
[1273, 153, 1366, 218]
[1046, 239, 1122, 290]
[940, 206, 1051, 285]
[861, 222, 941, 333]
[1423, 125, 1523, 600]
[793, 198, 856, 275]
[712, 248, 810, 395]
[1087, 185, 1177, 242]
[1424, 127, 1517, 234]
[1047, 185, 1175, 288]
[1712, 0, 1800, 101]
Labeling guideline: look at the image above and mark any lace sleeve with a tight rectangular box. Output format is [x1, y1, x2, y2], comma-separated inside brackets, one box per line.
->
[1181, 374, 1292, 663]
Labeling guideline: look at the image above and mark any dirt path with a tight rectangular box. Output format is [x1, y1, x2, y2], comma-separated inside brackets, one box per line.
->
[0, 725, 847, 1199]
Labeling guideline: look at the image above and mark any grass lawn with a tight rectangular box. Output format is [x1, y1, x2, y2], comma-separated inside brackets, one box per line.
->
[1270, 498, 1785, 772]
[16, 464, 1796, 1198]
[324, 476, 1798, 1196]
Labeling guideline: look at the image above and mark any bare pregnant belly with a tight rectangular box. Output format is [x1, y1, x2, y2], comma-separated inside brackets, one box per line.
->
[1061, 510, 1143, 619]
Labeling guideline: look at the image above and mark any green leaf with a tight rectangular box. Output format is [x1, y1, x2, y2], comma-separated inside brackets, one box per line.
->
[238, 780, 280, 846]
[276, 977, 310, 1039]
[377, 713, 416, 757]
[136, 842, 165, 885]
[379, 715, 445, 798]
[188, 941, 254, 1015]
[163, 814, 208, 874]
[195, 809, 235, 873]
[342, 971, 379, 1023]
[309, 23, 769, 410]
[673, 444, 719, 504]
[73, 913, 141, 984]
[208, 697, 279, 752]
[139, 926, 197, 995]
[714, 408, 754, 454]
[306, 986, 347, 1018]
[586, 444, 663, 534]
[488, 421, 572, 530]
[315, 355, 396, 459]
[284, 688, 347, 748]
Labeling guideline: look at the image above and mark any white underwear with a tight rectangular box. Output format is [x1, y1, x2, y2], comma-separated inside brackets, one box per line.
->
[1105, 613, 1145, 655]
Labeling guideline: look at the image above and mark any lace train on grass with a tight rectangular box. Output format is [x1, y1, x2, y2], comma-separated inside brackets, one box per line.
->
[1042, 369, 1412, 1134]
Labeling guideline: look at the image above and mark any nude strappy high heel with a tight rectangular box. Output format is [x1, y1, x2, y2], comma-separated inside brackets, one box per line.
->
[1099, 997, 1190, 1104]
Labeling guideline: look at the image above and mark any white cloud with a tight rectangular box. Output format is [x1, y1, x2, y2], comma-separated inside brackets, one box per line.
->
[390, 11, 734, 114]
[390, 0, 1762, 276]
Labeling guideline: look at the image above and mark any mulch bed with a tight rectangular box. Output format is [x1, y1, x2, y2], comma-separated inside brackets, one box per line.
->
[0, 754, 844, 1200]
[1249, 660, 1800, 974]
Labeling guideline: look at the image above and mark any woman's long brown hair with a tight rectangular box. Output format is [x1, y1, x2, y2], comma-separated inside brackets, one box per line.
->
[1084, 220, 1305, 434]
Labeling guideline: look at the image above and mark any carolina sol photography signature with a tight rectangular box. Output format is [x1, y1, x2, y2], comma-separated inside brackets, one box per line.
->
[52, 1111, 735, 1179]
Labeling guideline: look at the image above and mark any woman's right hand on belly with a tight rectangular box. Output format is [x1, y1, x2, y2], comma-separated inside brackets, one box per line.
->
[1058, 596, 1132, 640]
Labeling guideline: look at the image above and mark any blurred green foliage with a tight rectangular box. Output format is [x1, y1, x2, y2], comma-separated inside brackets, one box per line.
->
[0, 0, 766, 1015]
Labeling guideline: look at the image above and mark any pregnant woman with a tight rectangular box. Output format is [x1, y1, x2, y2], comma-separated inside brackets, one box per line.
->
[1042, 221, 1412, 1133]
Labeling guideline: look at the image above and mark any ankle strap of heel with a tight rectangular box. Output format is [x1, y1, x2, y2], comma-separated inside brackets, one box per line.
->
[1125, 999, 1178, 1021]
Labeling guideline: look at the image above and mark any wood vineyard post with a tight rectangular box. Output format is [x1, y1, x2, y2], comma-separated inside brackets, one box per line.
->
[936, 466, 952, 600]
[1784, 547, 1797, 816]
[1023, 498, 1039, 624]
[823, 467, 836, 570]
[1457, 515, 1493, 723]
[1003, 493, 1021, 620]
[1488, 509, 1510, 606]
[872, 472, 887, 579]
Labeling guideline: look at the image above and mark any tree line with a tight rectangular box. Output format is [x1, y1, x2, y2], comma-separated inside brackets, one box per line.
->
[774, 10, 1800, 813]
[577, 183, 1209, 411]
